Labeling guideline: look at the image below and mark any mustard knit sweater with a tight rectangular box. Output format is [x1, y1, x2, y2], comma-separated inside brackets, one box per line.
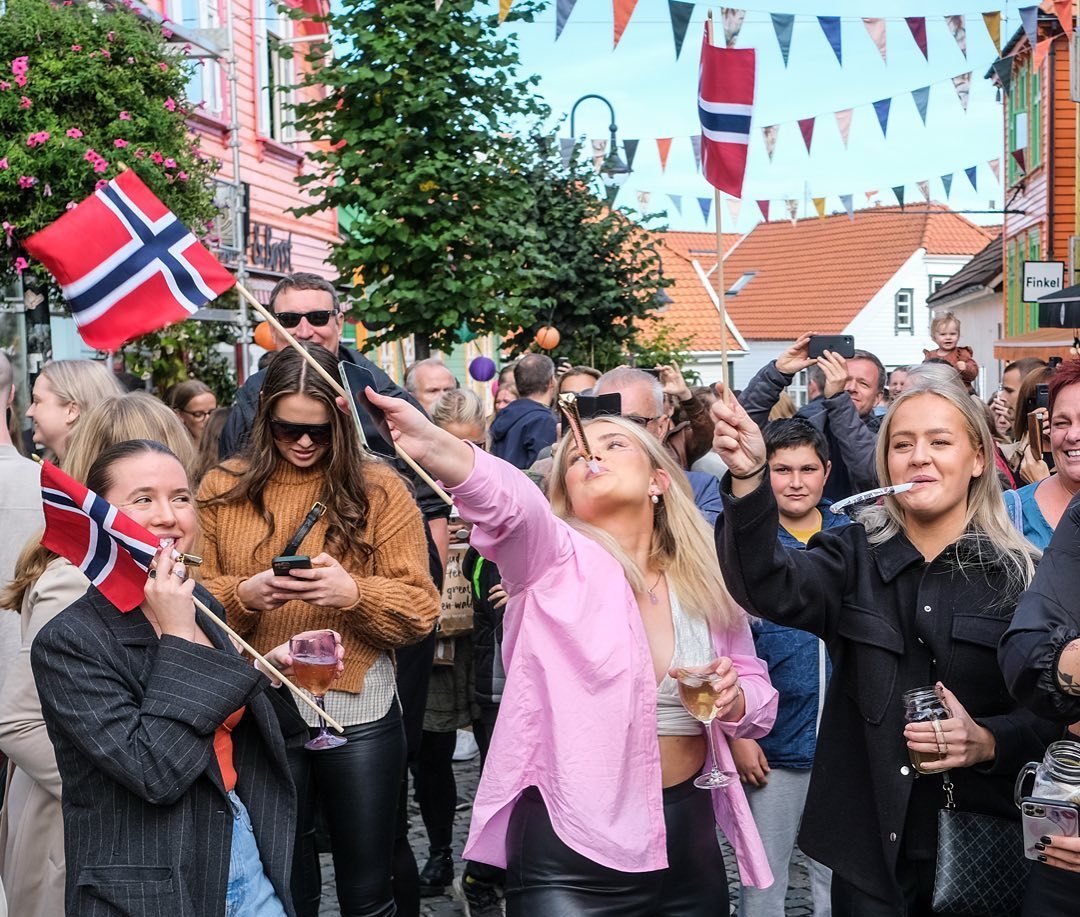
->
[196, 458, 439, 693]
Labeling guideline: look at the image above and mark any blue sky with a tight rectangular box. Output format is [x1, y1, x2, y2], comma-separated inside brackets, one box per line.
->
[494, 0, 1015, 234]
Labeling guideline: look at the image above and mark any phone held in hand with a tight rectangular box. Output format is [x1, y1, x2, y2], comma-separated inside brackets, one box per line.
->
[272, 555, 313, 576]
[1021, 797, 1080, 859]
[338, 361, 397, 459]
[808, 335, 855, 360]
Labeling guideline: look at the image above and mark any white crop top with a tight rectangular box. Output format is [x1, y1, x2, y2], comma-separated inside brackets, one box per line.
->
[655, 588, 715, 737]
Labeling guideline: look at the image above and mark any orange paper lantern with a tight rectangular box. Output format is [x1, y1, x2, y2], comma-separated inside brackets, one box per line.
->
[253, 321, 277, 351]
[534, 325, 560, 350]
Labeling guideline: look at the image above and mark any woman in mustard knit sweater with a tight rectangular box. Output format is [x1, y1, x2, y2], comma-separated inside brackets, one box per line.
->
[197, 343, 440, 917]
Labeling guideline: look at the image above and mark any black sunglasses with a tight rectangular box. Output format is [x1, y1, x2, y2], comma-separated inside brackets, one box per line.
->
[624, 414, 660, 427]
[269, 418, 333, 446]
[274, 309, 339, 329]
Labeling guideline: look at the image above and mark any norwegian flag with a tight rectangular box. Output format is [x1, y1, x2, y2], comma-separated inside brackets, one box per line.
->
[23, 170, 235, 351]
[39, 459, 160, 612]
[698, 31, 756, 199]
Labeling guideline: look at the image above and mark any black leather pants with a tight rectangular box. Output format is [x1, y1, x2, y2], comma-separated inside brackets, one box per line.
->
[504, 780, 730, 917]
[288, 705, 407, 917]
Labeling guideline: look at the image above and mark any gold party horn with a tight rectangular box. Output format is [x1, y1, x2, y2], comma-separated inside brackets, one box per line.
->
[557, 393, 601, 474]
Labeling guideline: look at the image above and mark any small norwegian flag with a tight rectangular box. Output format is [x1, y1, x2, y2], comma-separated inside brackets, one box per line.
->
[39, 459, 160, 612]
[23, 170, 235, 351]
[698, 30, 756, 199]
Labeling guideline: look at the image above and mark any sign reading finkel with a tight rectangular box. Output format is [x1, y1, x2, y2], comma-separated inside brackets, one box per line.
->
[1023, 261, 1065, 302]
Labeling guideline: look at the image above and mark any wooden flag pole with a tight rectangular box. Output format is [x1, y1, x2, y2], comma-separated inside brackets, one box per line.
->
[706, 10, 731, 403]
[235, 282, 453, 506]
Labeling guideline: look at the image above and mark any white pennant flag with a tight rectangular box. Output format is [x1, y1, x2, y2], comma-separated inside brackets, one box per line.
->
[917, 180, 930, 202]
[590, 138, 608, 173]
[786, 199, 799, 225]
[636, 190, 652, 209]
[835, 109, 853, 149]
[722, 8, 747, 47]
[952, 72, 972, 112]
[762, 125, 779, 162]
[726, 196, 742, 225]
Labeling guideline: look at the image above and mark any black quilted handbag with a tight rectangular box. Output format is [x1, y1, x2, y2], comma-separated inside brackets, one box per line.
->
[932, 774, 1031, 916]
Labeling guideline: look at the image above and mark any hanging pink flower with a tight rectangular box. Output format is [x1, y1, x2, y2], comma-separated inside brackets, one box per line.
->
[107, 31, 115, 41]
[11, 56, 28, 76]
[26, 131, 50, 147]
[17, 175, 36, 189]
[158, 62, 168, 72]
[95, 179, 108, 190]
[3, 221, 14, 244]
[127, 57, 135, 65]
[13, 257, 28, 274]
[0, 81, 10, 90]
[70, 45, 82, 52]
[83, 149, 98, 163]
[19, 96, 31, 109]
[114, 138, 129, 148]
[100, 49, 111, 59]
[66, 127, 83, 138]
[163, 157, 176, 169]
[13, 74, 26, 87]
[150, 151, 164, 164]
[164, 97, 176, 111]
[119, 110, 131, 120]
[134, 148, 146, 159]
[177, 171, 189, 182]
[0, 158, 8, 170]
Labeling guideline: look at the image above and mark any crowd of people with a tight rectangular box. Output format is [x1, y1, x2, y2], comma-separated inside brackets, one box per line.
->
[2, 278, 1080, 917]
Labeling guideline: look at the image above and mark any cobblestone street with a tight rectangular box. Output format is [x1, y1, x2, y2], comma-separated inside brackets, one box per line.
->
[317, 752, 815, 916]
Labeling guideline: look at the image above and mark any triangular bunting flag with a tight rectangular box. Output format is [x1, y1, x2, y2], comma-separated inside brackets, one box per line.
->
[989, 158, 1001, 182]
[668, 1, 695, 59]
[941, 173, 954, 198]
[757, 200, 770, 221]
[614, 0, 640, 49]
[945, 15, 967, 58]
[863, 18, 887, 62]
[1012, 149, 1027, 173]
[762, 125, 779, 162]
[771, 12, 795, 66]
[722, 8, 746, 47]
[906, 17, 928, 60]
[727, 196, 742, 224]
[818, 16, 842, 64]
[786, 199, 799, 225]
[1033, 37, 1053, 71]
[556, 0, 578, 39]
[990, 58, 1013, 95]
[668, 193, 683, 215]
[698, 197, 712, 224]
[953, 72, 971, 111]
[636, 190, 652, 209]
[865, 190, 879, 202]
[835, 109, 853, 148]
[893, 185, 905, 208]
[917, 180, 930, 202]
[964, 165, 978, 190]
[499, 0, 512, 23]
[1019, 6, 1038, 49]
[873, 98, 891, 137]
[982, 12, 1001, 53]
[798, 117, 815, 153]
[912, 86, 930, 125]
[657, 138, 672, 172]
[559, 138, 575, 170]
[1054, 0, 1074, 36]
[690, 135, 702, 172]
[604, 184, 619, 208]
[812, 197, 827, 219]
[840, 193, 854, 220]
[623, 139, 639, 172]
[590, 139, 608, 173]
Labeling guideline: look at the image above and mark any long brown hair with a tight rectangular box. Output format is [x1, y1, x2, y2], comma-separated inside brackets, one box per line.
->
[200, 344, 380, 561]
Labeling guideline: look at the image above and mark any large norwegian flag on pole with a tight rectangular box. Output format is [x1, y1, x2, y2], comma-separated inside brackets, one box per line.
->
[698, 30, 756, 198]
[39, 459, 160, 612]
[23, 169, 235, 351]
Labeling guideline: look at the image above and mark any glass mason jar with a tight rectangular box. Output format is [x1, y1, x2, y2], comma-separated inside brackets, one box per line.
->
[1015, 740, 1080, 807]
[902, 686, 951, 775]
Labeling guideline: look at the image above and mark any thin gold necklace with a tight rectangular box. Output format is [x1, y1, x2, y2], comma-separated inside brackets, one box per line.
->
[646, 570, 665, 606]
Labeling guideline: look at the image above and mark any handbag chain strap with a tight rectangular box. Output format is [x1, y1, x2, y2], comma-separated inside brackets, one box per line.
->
[942, 771, 956, 809]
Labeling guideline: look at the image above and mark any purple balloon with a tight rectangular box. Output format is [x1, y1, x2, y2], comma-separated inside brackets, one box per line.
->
[469, 356, 496, 382]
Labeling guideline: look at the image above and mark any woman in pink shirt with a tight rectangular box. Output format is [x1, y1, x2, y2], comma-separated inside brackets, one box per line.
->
[370, 391, 777, 916]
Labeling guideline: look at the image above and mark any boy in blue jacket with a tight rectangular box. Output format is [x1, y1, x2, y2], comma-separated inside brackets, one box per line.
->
[731, 418, 848, 917]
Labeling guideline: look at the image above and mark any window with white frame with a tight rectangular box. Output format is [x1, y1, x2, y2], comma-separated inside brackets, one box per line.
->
[166, 0, 223, 116]
[790, 369, 809, 408]
[928, 275, 949, 295]
[895, 288, 914, 334]
[256, 0, 295, 142]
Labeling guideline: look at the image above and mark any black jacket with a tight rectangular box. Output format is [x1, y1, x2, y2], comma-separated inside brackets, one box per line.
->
[1001, 494, 1080, 723]
[488, 398, 557, 470]
[716, 473, 1057, 902]
[462, 547, 505, 707]
[32, 585, 306, 917]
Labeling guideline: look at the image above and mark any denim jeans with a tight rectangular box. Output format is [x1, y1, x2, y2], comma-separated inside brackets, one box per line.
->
[226, 790, 288, 917]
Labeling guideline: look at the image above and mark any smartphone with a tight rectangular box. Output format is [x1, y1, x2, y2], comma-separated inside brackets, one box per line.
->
[1021, 797, 1080, 859]
[339, 362, 396, 459]
[272, 554, 312, 576]
[641, 368, 662, 379]
[808, 335, 855, 360]
[575, 392, 622, 419]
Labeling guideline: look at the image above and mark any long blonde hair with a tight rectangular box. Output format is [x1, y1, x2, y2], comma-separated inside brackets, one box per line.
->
[548, 416, 740, 630]
[39, 359, 123, 415]
[859, 380, 1038, 590]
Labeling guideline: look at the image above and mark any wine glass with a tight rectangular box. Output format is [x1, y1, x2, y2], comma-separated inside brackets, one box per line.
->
[674, 665, 734, 789]
[290, 630, 347, 751]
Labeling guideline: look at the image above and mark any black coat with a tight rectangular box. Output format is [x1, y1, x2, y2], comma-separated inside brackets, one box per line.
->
[31, 585, 306, 917]
[716, 474, 1058, 902]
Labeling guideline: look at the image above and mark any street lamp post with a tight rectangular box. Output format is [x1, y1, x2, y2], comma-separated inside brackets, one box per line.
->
[568, 94, 631, 188]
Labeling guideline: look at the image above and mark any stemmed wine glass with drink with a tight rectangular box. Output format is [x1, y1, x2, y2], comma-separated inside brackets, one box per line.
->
[290, 629, 347, 750]
[674, 661, 735, 790]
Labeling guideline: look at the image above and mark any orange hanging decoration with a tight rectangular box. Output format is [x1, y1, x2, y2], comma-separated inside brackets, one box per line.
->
[253, 321, 277, 351]
[535, 326, 561, 350]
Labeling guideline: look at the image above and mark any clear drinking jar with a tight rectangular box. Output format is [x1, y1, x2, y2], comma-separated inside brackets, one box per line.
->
[902, 686, 951, 774]
[1014, 740, 1080, 807]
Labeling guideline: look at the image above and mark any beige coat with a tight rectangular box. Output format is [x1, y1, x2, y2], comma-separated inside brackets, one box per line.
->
[0, 558, 88, 917]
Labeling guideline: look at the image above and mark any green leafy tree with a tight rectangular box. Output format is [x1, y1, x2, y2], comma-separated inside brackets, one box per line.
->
[289, 0, 551, 356]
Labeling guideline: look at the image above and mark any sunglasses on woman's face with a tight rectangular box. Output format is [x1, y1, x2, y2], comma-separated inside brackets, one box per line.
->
[269, 418, 333, 446]
[273, 309, 339, 329]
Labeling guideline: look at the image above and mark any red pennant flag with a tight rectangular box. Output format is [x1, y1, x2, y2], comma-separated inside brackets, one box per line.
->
[39, 459, 160, 612]
[1033, 37, 1053, 71]
[657, 137, 673, 172]
[905, 17, 928, 60]
[23, 170, 235, 351]
[757, 200, 770, 222]
[698, 30, 756, 197]
[1012, 149, 1027, 173]
[1054, 0, 1074, 35]
[798, 117, 815, 153]
[613, 0, 640, 48]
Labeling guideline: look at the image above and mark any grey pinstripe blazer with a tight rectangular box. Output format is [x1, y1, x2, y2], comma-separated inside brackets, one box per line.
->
[31, 585, 304, 917]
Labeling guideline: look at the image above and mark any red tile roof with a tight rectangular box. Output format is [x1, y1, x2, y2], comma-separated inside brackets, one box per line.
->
[658, 205, 995, 343]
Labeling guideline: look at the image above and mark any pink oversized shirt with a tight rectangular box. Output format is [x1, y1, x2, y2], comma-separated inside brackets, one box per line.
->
[451, 449, 777, 887]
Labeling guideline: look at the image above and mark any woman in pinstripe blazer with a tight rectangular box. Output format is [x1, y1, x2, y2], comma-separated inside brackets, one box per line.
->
[30, 440, 324, 917]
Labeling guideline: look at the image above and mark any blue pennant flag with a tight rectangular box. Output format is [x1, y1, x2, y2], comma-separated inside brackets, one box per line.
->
[772, 12, 795, 66]
[912, 86, 930, 126]
[698, 196, 712, 224]
[818, 16, 842, 64]
[964, 166, 978, 190]
[872, 98, 891, 137]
